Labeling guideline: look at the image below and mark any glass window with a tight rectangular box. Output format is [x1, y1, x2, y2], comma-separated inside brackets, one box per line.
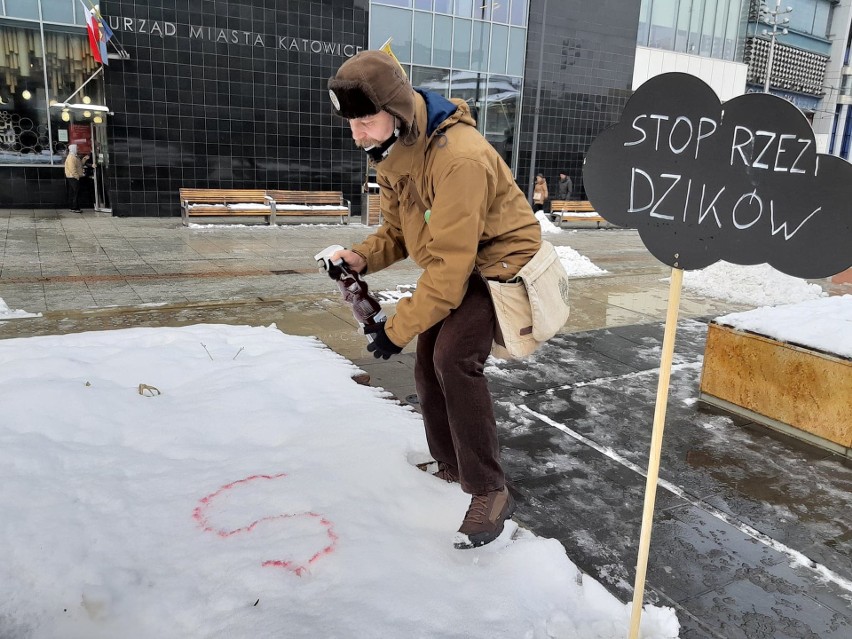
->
[411, 66, 450, 96]
[788, 0, 816, 34]
[507, 26, 525, 76]
[710, 0, 728, 58]
[492, 1, 510, 24]
[477, 1, 493, 21]
[374, 0, 413, 8]
[369, 6, 413, 62]
[649, 0, 678, 50]
[489, 23, 509, 74]
[41, 0, 76, 24]
[449, 70, 485, 129]
[44, 25, 104, 163]
[687, 0, 706, 54]
[433, 14, 453, 66]
[0, 23, 50, 164]
[455, 0, 474, 19]
[471, 20, 490, 72]
[5, 0, 41, 20]
[412, 11, 433, 65]
[483, 75, 519, 155]
[673, 0, 691, 52]
[813, 1, 830, 39]
[0, 23, 99, 165]
[722, 0, 742, 60]
[637, 0, 651, 46]
[434, 0, 453, 14]
[453, 18, 471, 69]
[699, 0, 718, 56]
[509, 0, 526, 27]
[414, 0, 433, 10]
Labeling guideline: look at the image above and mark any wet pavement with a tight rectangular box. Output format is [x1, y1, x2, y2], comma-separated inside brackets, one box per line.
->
[2, 208, 851, 638]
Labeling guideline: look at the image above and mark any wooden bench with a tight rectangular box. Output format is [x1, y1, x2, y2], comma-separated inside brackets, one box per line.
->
[365, 193, 382, 226]
[266, 190, 351, 224]
[180, 189, 275, 225]
[549, 200, 608, 228]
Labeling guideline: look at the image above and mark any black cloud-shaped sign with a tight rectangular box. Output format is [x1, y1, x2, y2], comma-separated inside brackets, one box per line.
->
[583, 73, 852, 279]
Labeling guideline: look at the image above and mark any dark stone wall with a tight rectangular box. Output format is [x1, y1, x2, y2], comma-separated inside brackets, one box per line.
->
[102, 0, 368, 217]
[0, 166, 80, 209]
[516, 0, 641, 203]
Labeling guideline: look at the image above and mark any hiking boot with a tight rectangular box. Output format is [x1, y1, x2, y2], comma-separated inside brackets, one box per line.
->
[453, 486, 515, 549]
[416, 460, 460, 483]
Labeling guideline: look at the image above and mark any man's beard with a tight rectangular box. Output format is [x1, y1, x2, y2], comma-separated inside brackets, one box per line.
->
[354, 137, 383, 149]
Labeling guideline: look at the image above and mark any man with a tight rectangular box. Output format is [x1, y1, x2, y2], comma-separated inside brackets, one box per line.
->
[64, 144, 84, 213]
[556, 171, 572, 200]
[326, 50, 541, 549]
[552, 172, 573, 222]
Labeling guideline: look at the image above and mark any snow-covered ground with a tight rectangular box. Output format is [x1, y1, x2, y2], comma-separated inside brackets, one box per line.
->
[0, 325, 679, 639]
[1, 228, 846, 636]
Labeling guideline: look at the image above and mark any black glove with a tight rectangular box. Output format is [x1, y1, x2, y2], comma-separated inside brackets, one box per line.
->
[326, 258, 347, 281]
[365, 324, 403, 360]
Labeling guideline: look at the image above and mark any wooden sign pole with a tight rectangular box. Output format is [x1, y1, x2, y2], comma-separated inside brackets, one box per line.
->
[628, 266, 684, 639]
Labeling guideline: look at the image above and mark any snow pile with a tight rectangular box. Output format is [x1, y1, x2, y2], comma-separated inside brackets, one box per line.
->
[535, 210, 563, 234]
[375, 285, 415, 303]
[680, 261, 825, 306]
[0, 325, 679, 639]
[0, 297, 41, 320]
[556, 245, 608, 277]
[715, 294, 852, 359]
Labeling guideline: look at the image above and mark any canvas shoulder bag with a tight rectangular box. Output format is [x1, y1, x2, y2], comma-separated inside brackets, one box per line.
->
[486, 240, 571, 359]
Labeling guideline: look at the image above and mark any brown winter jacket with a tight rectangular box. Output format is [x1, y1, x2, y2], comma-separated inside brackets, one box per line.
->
[351, 90, 541, 348]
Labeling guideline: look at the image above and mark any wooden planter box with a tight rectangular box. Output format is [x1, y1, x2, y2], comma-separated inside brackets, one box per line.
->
[699, 323, 852, 457]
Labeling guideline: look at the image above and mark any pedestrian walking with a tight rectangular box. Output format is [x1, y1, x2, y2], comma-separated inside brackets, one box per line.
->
[533, 173, 548, 213]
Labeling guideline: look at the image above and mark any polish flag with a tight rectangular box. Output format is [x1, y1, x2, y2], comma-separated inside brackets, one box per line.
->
[80, 0, 103, 64]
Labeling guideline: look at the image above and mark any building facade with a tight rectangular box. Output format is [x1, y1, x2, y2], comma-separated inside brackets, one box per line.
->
[1, 0, 640, 216]
[634, 0, 750, 101]
[823, 0, 852, 160]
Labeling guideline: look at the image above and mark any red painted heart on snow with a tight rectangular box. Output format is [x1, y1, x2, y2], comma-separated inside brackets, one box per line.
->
[193, 473, 338, 576]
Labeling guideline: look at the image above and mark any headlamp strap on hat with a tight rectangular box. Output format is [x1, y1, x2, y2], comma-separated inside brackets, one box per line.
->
[365, 127, 399, 163]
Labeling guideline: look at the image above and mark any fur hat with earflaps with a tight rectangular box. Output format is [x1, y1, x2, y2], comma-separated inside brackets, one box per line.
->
[328, 50, 418, 143]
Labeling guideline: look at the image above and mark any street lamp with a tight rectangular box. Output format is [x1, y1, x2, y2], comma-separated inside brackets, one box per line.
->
[761, 0, 792, 93]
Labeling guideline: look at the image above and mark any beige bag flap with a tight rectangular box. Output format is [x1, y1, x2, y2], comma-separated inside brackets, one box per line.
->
[516, 241, 570, 342]
[487, 279, 540, 358]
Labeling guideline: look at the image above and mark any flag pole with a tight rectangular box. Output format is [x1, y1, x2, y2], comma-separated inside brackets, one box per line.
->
[59, 66, 104, 105]
[627, 266, 683, 639]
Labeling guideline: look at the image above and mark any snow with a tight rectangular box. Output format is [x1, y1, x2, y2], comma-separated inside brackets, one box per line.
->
[680, 261, 826, 306]
[0, 298, 41, 320]
[715, 294, 852, 359]
[555, 245, 608, 277]
[0, 324, 679, 639]
[375, 285, 415, 303]
[536, 210, 563, 234]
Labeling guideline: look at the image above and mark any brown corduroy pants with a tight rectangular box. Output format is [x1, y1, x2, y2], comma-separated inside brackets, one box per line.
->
[414, 274, 505, 495]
